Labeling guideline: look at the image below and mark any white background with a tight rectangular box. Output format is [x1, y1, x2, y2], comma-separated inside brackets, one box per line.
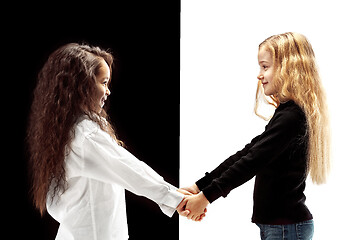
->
[180, 0, 360, 239]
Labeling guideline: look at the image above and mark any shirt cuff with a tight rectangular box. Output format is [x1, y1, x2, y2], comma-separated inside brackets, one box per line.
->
[196, 172, 213, 191]
[201, 183, 223, 203]
[158, 188, 184, 217]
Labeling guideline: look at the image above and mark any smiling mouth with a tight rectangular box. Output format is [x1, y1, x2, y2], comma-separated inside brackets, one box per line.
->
[101, 98, 106, 106]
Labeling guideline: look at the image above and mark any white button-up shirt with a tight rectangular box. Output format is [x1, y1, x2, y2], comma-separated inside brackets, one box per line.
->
[47, 118, 183, 240]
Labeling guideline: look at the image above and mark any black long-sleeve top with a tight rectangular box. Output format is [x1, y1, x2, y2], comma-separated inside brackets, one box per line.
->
[196, 101, 313, 224]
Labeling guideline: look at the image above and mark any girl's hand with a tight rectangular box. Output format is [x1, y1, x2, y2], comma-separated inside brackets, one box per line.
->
[177, 188, 193, 196]
[176, 196, 190, 217]
[185, 192, 209, 221]
[179, 184, 200, 195]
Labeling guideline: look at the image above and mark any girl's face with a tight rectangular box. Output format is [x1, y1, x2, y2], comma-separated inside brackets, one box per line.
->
[94, 59, 111, 112]
[257, 47, 276, 96]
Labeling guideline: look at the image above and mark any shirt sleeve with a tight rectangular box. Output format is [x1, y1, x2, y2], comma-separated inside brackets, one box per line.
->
[79, 127, 183, 217]
[198, 108, 304, 203]
[196, 134, 260, 190]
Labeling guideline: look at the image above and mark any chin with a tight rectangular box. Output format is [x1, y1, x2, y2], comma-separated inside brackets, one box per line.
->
[264, 89, 275, 96]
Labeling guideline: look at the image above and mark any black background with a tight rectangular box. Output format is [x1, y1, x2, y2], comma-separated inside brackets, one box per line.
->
[4, 1, 180, 239]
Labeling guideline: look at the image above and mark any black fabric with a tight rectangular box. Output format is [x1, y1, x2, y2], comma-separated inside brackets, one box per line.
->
[196, 101, 313, 224]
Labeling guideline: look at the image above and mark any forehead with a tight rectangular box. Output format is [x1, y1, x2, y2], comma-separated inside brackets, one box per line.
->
[258, 46, 273, 63]
[97, 59, 111, 78]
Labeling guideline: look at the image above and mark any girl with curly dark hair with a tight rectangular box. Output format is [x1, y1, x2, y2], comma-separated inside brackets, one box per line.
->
[27, 43, 189, 239]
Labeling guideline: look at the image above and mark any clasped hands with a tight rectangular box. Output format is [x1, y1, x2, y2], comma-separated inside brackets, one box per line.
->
[176, 184, 209, 222]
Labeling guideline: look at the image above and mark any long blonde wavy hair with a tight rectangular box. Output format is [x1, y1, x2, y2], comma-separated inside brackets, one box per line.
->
[255, 32, 330, 184]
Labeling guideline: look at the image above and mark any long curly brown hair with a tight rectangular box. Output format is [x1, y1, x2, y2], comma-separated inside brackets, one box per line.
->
[27, 43, 123, 215]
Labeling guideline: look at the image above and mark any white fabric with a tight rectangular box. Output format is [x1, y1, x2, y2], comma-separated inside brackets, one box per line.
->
[47, 118, 183, 240]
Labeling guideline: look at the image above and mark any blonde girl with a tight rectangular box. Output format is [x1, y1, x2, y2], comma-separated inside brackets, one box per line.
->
[181, 32, 330, 240]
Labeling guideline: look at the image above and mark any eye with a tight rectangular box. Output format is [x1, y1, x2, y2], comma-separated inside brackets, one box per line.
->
[262, 65, 268, 70]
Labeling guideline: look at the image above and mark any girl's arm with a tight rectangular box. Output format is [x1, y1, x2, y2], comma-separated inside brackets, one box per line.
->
[196, 108, 304, 203]
[77, 127, 184, 217]
[195, 135, 261, 191]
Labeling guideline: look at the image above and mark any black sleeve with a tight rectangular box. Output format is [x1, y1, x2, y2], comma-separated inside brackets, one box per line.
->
[196, 134, 260, 190]
[197, 108, 303, 203]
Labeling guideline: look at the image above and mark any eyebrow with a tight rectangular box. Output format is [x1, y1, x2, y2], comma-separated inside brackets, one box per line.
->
[259, 60, 270, 64]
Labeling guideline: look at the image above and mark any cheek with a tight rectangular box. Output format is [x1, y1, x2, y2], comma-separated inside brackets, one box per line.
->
[266, 69, 274, 82]
[96, 85, 105, 96]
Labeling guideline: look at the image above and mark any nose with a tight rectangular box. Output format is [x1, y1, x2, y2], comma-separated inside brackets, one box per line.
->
[106, 87, 111, 96]
[257, 74, 264, 81]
